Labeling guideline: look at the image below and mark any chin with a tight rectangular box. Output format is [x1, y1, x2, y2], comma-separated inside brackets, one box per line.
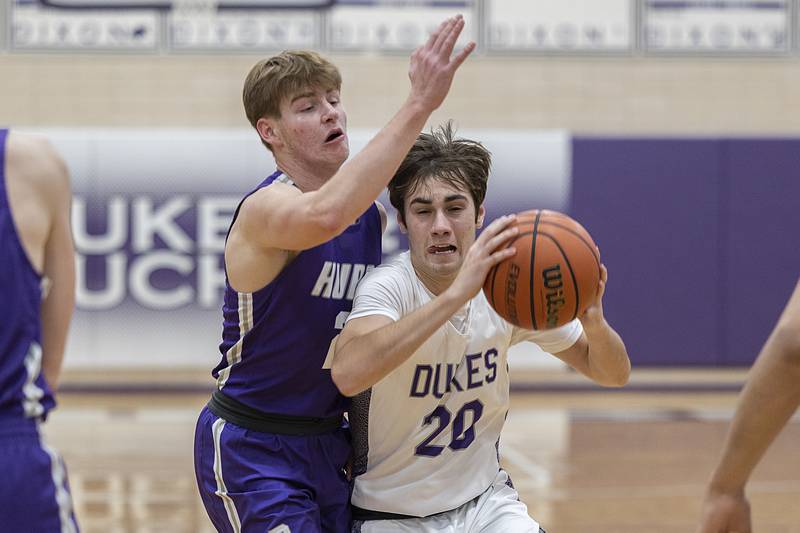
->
[330, 145, 349, 165]
[429, 256, 461, 274]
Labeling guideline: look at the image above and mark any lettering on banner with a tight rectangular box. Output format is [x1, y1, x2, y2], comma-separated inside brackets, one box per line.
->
[72, 194, 238, 310]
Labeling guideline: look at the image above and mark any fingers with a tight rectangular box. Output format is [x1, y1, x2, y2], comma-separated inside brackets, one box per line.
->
[484, 225, 518, 253]
[425, 16, 452, 51]
[436, 15, 464, 55]
[432, 16, 458, 54]
[474, 214, 516, 248]
[482, 213, 517, 235]
[451, 41, 476, 69]
[490, 245, 517, 265]
[595, 264, 607, 301]
[472, 214, 518, 264]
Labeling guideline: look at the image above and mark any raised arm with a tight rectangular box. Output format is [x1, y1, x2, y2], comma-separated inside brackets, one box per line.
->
[697, 279, 800, 533]
[551, 265, 630, 387]
[240, 16, 475, 252]
[331, 215, 517, 397]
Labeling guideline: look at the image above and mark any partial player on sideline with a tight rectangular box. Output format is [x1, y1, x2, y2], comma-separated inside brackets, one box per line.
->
[697, 279, 800, 533]
[0, 129, 79, 532]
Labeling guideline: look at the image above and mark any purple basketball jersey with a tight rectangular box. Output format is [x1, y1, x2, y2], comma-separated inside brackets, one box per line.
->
[212, 171, 382, 418]
[0, 128, 56, 422]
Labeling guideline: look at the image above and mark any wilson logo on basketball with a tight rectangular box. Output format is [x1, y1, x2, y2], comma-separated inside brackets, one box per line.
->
[505, 263, 520, 325]
[543, 264, 566, 328]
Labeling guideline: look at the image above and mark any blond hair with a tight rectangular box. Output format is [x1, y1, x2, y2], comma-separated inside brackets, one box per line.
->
[243, 51, 341, 150]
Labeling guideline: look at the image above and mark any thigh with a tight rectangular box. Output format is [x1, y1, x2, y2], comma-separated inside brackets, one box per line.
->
[315, 427, 352, 533]
[194, 407, 349, 533]
[0, 429, 79, 533]
[471, 470, 540, 533]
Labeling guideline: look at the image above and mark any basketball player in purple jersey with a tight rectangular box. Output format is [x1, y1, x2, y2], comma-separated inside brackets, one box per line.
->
[0, 130, 79, 532]
[193, 15, 475, 532]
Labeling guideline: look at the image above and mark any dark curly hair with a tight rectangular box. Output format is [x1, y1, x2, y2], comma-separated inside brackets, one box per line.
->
[389, 121, 491, 224]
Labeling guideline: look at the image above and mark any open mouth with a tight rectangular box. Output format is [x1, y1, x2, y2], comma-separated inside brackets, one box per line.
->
[324, 129, 344, 143]
[428, 244, 457, 255]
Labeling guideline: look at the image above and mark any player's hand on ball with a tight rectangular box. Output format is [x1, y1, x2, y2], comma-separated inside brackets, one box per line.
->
[578, 263, 607, 329]
[448, 214, 517, 303]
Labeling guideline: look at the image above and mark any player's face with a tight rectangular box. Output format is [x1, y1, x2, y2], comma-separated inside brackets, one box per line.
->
[401, 177, 485, 285]
[273, 86, 349, 172]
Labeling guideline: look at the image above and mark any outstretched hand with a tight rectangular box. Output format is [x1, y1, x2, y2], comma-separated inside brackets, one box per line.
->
[408, 15, 476, 113]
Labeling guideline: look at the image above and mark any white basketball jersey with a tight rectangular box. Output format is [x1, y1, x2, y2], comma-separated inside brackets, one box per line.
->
[347, 252, 582, 517]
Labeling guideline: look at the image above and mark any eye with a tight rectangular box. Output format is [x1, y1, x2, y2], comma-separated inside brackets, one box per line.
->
[448, 205, 464, 212]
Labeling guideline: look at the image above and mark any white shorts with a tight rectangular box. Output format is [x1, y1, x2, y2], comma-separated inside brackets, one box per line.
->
[352, 469, 542, 533]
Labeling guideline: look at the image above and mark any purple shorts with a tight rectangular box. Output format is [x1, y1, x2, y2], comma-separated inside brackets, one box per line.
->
[194, 406, 352, 532]
[0, 417, 79, 533]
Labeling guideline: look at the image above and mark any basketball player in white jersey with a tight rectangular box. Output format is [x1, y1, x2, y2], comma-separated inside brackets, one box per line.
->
[331, 123, 631, 532]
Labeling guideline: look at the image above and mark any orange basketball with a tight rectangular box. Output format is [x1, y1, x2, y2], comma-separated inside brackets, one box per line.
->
[483, 209, 601, 330]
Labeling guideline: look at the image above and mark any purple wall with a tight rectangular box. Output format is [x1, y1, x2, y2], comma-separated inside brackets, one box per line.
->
[571, 138, 800, 367]
[724, 140, 800, 364]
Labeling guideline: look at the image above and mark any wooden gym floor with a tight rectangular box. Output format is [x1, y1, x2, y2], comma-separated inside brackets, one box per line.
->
[43, 369, 800, 533]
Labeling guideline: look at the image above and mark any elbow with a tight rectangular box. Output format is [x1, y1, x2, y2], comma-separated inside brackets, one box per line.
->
[317, 209, 346, 237]
[309, 199, 349, 240]
[331, 362, 360, 398]
[603, 371, 630, 388]
[598, 359, 631, 388]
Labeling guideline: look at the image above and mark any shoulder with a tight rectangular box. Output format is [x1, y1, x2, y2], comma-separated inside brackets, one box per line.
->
[360, 254, 409, 289]
[240, 178, 301, 210]
[354, 254, 417, 304]
[235, 178, 301, 231]
[6, 132, 70, 206]
[7, 132, 69, 188]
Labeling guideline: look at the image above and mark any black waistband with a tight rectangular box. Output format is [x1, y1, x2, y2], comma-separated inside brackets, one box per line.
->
[207, 389, 343, 436]
[353, 505, 547, 532]
[352, 506, 425, 521]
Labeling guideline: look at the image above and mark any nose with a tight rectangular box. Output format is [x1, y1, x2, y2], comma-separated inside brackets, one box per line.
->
[321, 100, 339, 123]
[431, 209, 451, 236]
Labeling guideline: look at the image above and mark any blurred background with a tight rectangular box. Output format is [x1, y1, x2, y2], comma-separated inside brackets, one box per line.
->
[2, 0, 799, 531]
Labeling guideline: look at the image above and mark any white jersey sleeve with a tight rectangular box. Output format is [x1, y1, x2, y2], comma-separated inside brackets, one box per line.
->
[347, 256, 412, 323]
[510, 319, 583, 353]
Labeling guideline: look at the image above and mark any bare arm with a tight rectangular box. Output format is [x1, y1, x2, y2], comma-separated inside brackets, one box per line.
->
[331, 215, 518, 396]
[551, 265, 630, 387]
[239, 16, 475, 252]
[697, 279, 800, 533]
[37, 142, 76, 391]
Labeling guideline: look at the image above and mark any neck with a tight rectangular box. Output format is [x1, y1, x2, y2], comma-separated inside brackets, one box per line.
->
[411, 259, 456, 297]
[275, 155, 338, 192]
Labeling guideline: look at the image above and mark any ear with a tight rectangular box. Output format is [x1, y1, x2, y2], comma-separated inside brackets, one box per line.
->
[396, 211, 408, 234]
[476, 205, 486, 229]
[256, 117, 281, 148]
